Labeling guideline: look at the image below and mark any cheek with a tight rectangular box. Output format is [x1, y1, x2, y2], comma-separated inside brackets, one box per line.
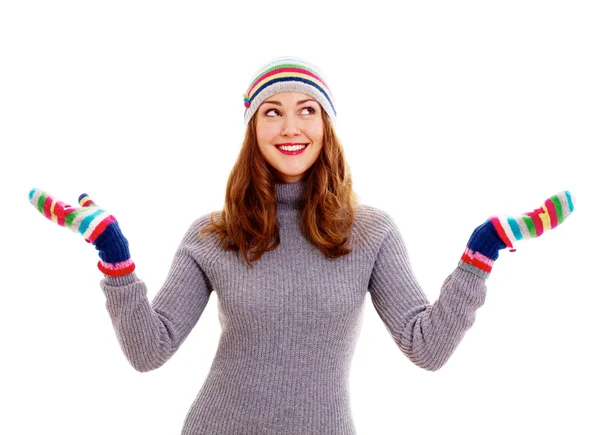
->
[257, 123, 279, 143]
[307, 125, 324, 142]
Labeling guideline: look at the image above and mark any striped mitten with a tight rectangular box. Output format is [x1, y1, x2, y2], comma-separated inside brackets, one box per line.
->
[29, 189, 135, 277]
[459, 190, 575, 279]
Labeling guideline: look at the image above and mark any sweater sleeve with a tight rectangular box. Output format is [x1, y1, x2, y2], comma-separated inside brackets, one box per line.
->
[100, 217, 215, 372]
[367, 211, 487, 371]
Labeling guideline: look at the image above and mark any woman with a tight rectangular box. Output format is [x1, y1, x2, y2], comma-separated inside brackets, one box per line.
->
[28, 56, 575, 435]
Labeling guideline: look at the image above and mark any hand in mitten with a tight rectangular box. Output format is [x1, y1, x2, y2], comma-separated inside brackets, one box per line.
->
[28, 189, 135, 277]
[458, 190, 575, 279]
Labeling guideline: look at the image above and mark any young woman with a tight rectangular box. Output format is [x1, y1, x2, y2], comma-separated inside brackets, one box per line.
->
[28, 56, 575, 435]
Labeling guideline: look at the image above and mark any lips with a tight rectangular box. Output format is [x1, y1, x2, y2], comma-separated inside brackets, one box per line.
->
[275, 142, 308, 148]
[276, 144, 308, 155]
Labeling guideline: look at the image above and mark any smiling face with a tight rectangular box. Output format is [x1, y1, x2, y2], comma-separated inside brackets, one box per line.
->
[255, 92, 324, 183]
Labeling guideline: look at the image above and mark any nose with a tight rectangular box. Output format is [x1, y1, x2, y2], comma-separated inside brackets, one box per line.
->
[281, 116, 301, 135]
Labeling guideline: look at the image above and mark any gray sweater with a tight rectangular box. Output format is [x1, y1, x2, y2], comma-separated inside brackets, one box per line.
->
[101, 179, 487, 435]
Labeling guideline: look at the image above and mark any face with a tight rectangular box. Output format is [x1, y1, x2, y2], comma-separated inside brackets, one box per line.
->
[255, 92, 324, 183]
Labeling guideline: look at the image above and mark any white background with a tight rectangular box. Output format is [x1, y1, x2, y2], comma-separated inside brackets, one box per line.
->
[1, 1, 598, 434]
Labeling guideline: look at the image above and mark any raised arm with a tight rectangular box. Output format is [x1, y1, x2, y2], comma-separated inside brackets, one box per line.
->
[101, 218, 214, 372]
[368, 214, 486, 371]
[28, 189, 214, 372]
[368, 191, 575, 371]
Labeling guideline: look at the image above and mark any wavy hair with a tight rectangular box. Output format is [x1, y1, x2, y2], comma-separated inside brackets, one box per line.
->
[199, 108, 360, 268]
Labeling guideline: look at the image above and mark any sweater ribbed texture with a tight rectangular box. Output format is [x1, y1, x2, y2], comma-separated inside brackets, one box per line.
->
[101, 179, 487, 434]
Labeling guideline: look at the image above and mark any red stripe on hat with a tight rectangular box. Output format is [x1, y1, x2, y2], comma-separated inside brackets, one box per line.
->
[544, 198, 558, 229]
[490, 217, 513, 249]
[249, 67, 329, 96]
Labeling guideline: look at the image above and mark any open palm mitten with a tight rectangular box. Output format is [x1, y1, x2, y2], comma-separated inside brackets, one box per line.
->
[29, 189, 135, 277]
[458, 190, 575, 279]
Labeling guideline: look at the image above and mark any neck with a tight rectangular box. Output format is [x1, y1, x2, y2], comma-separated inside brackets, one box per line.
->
[275, 179, 307, 210]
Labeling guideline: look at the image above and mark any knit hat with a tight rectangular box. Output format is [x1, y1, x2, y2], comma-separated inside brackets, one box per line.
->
[242, 56, 337, 127]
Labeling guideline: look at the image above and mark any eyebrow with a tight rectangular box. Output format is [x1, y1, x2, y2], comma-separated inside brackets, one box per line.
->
[260, 98, 318, 106]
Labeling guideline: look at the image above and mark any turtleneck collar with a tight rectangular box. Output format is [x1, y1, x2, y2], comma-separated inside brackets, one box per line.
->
[275, 178, 307, 210]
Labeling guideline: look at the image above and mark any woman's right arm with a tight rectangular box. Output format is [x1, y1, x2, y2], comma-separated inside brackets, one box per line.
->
[101, 220, 214, 372]
[28, 189, 215, 373]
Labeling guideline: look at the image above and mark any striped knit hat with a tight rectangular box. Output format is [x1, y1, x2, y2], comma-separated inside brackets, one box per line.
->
[243, 56, 337, 127]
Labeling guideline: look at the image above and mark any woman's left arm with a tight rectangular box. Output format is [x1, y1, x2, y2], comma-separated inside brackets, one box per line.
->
[368, 217, 487, 372]
[368, 190, 575, 371]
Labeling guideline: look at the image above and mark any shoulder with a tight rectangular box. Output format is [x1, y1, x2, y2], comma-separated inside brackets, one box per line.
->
[351, 204, 402, 255]
[354, 203, 400, 237]
[188, 210, 223, 232]
[178, 210, 225, 266]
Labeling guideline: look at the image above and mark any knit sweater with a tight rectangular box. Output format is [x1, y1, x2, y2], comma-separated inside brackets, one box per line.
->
[101, 179, 487, 435]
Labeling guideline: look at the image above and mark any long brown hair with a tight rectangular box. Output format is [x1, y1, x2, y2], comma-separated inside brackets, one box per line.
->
[199, 108, 360, 268]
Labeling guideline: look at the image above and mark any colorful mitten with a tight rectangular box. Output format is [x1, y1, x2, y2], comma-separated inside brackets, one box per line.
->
[28, 189, 135, 277]
[459, 190, 575, 279]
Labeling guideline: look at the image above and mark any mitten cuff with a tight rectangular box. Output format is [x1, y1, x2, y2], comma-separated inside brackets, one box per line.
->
[98, 259, 136, 277]
[458, 247, 495, 280]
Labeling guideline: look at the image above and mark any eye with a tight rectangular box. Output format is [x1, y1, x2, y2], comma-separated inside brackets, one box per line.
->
[264, 106, 316, 117]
